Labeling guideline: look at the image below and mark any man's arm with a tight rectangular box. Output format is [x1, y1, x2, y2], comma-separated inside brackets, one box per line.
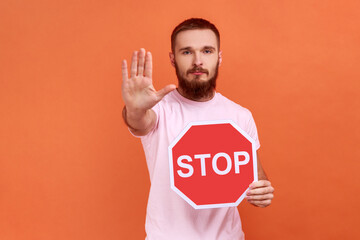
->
[121, 48, 176, 136]
[246, 153, 274, 207]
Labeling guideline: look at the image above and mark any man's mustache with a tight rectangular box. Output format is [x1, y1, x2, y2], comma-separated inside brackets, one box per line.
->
[187, 67, 209, 75]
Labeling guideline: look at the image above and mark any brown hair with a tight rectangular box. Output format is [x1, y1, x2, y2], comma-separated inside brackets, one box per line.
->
[171, 18, 220, 53]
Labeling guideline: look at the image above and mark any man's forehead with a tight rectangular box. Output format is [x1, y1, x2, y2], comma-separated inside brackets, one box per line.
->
[174, 29, 218, 51]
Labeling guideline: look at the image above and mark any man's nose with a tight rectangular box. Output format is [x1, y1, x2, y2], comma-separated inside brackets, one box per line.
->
[193, 52, 203, 66]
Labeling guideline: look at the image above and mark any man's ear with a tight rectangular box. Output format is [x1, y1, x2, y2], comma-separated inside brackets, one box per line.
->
[169, 52, 175, 67]
[218, 50, 222, 66]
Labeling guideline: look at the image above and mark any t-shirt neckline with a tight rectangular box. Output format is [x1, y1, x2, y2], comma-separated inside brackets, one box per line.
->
[173, 89, 218, 106]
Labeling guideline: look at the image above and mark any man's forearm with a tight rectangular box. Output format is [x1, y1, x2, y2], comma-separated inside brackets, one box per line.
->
[122, 106, 155, 136]
[256, 155, 268, 180]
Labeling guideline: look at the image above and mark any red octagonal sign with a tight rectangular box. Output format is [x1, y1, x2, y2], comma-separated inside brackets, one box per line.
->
[168, 120, 258, 209]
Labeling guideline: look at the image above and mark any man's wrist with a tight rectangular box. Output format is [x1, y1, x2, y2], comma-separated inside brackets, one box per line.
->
[122, 106, 149, 131]
[122, 106, 138, 130]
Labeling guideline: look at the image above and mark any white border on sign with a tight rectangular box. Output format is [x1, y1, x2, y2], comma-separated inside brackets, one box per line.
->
[168, 120, 258, 209]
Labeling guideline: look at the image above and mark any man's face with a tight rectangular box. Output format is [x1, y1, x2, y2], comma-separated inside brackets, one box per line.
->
[171, 29, 222, 100]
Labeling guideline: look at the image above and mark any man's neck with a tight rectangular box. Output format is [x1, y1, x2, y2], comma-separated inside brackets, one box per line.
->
[176, 87, 215, 102]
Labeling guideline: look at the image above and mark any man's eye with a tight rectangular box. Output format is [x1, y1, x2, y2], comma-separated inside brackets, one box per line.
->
[182, 51, 191, 55]
[204, 49, 213, 54]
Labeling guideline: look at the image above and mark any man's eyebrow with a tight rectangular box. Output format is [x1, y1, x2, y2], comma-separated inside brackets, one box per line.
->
[203, 46, 216, 50]
[178, 47, 193, 52]
[178, 46, 216, 51]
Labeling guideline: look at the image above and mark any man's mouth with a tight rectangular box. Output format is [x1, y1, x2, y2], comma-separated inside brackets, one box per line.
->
[191, 72, 205, 75]
[187, 68, 208, 76]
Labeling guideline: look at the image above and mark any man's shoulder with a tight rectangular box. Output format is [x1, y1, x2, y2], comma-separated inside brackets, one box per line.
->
[215, 92, 252, 115]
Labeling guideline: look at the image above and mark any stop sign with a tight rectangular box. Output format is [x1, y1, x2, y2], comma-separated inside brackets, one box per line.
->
[168, 120, 258, 209]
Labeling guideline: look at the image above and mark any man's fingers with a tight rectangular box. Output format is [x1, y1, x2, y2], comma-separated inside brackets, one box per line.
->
[122, 60, 128, 82]
[246, 193, 274, 201]
[130, 51, 138, 78]
[249, 180, 271, 188]
[128, 49, 151, 78]
[247, 180, 274, 195]
[247, 199, 272, 208]
[137, 48, 145, 76]
[156, 84, 176, 100]
[246, 180, 274, 207]
[144, 52, 152, 78]
[247, 186, 274, 195]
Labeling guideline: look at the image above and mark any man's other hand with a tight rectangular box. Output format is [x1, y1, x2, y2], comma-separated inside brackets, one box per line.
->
[246, 180, 274, 208]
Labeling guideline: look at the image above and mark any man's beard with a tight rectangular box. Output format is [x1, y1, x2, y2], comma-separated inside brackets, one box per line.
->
[175, 61, 219, 101]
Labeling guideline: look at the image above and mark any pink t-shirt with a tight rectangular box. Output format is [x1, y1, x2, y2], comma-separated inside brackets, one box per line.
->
[140, 90, 260, 240]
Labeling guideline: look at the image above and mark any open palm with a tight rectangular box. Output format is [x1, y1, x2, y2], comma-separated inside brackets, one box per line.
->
[122, 48, 175, 111]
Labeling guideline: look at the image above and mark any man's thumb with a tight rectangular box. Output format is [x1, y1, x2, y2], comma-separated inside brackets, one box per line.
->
[156, 84, 176, 100]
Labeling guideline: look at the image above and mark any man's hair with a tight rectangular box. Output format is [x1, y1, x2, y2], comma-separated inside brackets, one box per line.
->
[171, 18, 220, 53]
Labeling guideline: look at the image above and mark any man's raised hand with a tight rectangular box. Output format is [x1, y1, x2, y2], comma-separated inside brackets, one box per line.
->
[122, 48, 176, 112]
[121, 48, 176, 135]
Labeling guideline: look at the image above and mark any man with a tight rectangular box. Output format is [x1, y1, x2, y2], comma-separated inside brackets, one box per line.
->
[121, 18, 274, 240]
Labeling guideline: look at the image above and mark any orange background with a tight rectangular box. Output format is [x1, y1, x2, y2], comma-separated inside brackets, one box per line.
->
[1, 0, 359, 239]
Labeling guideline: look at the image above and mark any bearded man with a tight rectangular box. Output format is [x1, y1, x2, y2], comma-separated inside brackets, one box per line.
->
[121, 18, 274, 240]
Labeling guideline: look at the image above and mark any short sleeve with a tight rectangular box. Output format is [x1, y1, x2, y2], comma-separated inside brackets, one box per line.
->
[246, 111, 261, 150]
